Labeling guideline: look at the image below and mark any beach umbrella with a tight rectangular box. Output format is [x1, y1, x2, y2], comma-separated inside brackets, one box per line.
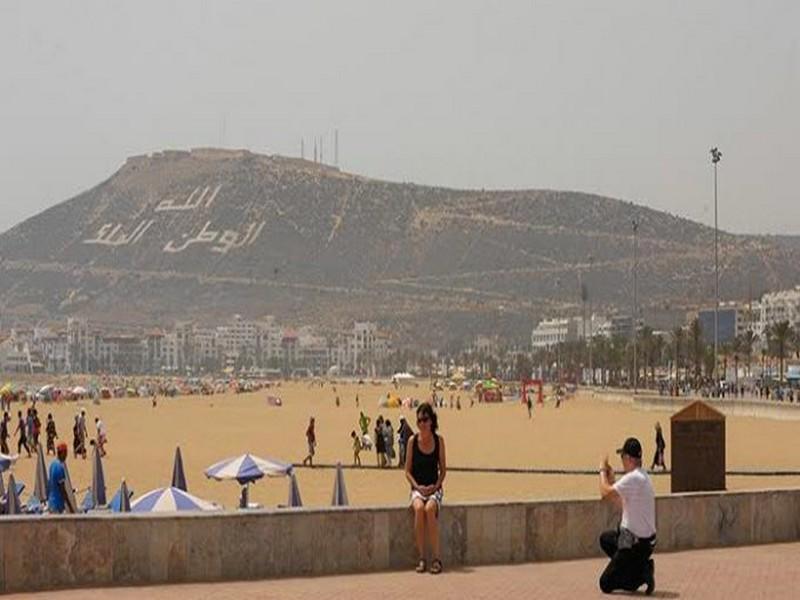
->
[287, 471, 303, 507]
[204, 454, 292, 484]
[91, 445, 107, 507]
[63, 461, 78, 513]
[110, 479, 132, 513]
[119, 479, 131, 512]
[33, 443, 48, 502]
[171, 446, 187, 491]
[6, 473, 21, 515]
[131, 487, 218, 513]
[0, 453, 18, 473]
[331, 462, 349, 506]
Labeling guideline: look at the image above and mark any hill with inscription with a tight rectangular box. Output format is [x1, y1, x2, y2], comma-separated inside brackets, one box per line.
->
[1, 148, 798, 343]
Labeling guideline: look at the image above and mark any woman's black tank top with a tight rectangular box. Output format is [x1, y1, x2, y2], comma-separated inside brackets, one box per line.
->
[411, 433, 439, 486]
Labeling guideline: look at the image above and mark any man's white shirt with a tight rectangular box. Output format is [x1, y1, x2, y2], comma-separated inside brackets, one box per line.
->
[613, 467, 656, 538]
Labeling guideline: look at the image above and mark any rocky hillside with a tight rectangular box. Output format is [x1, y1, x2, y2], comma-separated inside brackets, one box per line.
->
[1, 148, 798, 344]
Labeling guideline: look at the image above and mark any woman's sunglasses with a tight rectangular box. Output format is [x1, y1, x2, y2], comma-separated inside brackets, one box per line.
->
[417, 416, 430, 424]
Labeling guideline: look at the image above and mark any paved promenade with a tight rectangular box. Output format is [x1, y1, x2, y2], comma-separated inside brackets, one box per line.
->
[11, 542, 799, 599]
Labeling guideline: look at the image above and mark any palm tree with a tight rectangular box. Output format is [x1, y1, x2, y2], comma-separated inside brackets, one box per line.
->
[592, 335, 609, 385]
[737, 330, 758, 378]
[671, 326, 685, 384]
[688, 318, 705, 386]
[650, 334, 665, 385]
[768, 321, 795, 384]
[637, 327, 654, 388]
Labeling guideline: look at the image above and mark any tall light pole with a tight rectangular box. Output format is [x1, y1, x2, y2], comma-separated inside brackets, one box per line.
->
[711, 147, 722, 389]
[588, 254, 594, 385]
[632, 218, 639, 393]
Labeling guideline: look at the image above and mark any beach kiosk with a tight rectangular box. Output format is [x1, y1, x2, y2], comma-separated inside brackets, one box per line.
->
[670, 400, 726, 493]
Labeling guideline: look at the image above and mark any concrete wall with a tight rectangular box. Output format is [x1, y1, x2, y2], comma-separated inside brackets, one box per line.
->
[633, 394, 800, 421]
[1, 488, 799, 594]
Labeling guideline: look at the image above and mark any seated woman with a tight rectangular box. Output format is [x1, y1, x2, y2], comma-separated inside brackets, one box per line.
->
[405, 402, 447, 575]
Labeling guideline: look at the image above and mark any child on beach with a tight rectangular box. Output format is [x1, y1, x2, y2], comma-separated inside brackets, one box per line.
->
[351, 430, 362, 466]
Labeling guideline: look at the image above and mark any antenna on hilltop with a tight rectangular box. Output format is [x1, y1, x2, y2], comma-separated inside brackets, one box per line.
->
[335, 129, 339, 167]
[320, 135, 324, 164]
[301, 138, 305, 160]
[313, 138, 318, 163]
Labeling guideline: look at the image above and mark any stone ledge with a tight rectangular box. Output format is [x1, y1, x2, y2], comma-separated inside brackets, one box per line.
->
[2, 487, 798, 594]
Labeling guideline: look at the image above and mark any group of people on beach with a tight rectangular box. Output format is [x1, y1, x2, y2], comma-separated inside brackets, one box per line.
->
[0, 406, 107, 460]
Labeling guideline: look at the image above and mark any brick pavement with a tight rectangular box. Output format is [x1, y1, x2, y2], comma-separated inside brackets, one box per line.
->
[9, 542, 800, 599]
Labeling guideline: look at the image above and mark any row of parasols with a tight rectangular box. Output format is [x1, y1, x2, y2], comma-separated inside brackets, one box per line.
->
[0, 447, 349, 515]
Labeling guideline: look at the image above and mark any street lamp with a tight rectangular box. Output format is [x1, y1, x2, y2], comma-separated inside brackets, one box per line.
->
[632, 218, 639, 393]
[710, 147, 722, 390]
[588, 254, 594, 385]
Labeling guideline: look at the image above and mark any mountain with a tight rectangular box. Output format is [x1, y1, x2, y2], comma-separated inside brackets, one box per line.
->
[1, 147, 798, 345]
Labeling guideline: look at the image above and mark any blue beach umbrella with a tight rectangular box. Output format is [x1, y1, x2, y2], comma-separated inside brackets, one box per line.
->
[33, 444, 48, 503]
[171, 446, 187, 492]
[109, 479, 132, 513]
[287, 471, 303, 507]
[131, 487, 218, 513]
[331, 462, 349, 506]
[204, 454, 292, 484]
[6, 473, 21, 515]
[0, 453, 18, 473]
[91, 445, 107, 507]
[63, 462, 78, 513]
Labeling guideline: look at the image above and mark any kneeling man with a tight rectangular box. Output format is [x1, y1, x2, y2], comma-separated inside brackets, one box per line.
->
[598, 437, 656, 595]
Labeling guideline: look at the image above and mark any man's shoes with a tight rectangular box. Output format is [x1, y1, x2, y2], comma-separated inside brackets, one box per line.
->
[644, 559, 655, 596]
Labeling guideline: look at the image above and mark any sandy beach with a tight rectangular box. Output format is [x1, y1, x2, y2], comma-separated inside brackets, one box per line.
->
[6, 383, 800, 509]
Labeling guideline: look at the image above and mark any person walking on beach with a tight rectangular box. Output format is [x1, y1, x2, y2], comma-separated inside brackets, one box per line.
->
[527, 395, 533, 419]
[32, 409, 41, 448]
[598, 437, 656, 595]
[374, 416, 386, 467]
[650, 423, 666, 471]
[302, 417, 316, 467]
[405, 402, 447, 575]
[95, 417, 107, 457]
[47, 442, 74, 514]
[26, 408, 34, 450]
[351, 430, 362, 467]
[72, 414, 84, 459]
[358, 411, 371, 436]
[46, 413, 58, 455]
[383, 419, 395, 467]
[0, 412, 10, 455]
[397, 416, 414, 469]
[76, 410, 88, 459]
[15, 410, 30, 457]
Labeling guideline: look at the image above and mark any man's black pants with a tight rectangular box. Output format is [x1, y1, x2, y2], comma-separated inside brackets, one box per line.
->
[599, 529, 654, 594]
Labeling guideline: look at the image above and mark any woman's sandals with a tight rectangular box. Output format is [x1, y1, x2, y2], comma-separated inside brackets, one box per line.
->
[415, 559, 427, 574]
[430, 558, 443, 575]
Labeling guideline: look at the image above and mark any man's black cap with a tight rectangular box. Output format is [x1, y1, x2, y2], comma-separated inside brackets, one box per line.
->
[616, 437, 642, 459]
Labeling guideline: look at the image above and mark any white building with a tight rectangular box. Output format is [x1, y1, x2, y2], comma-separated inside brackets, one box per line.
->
[0, 336, 31, 373]
[531, 318, 578, 350]
[754, 286, 800, 338]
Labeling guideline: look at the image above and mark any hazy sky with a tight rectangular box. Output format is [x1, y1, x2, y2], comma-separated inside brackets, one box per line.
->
[1, 1, 798, 235]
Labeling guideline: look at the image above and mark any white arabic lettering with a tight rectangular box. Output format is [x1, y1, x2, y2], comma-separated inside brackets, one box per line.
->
[83, 220, 155, 247]
[164, 221, 266, 254]
[155, 184, 222, 212]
